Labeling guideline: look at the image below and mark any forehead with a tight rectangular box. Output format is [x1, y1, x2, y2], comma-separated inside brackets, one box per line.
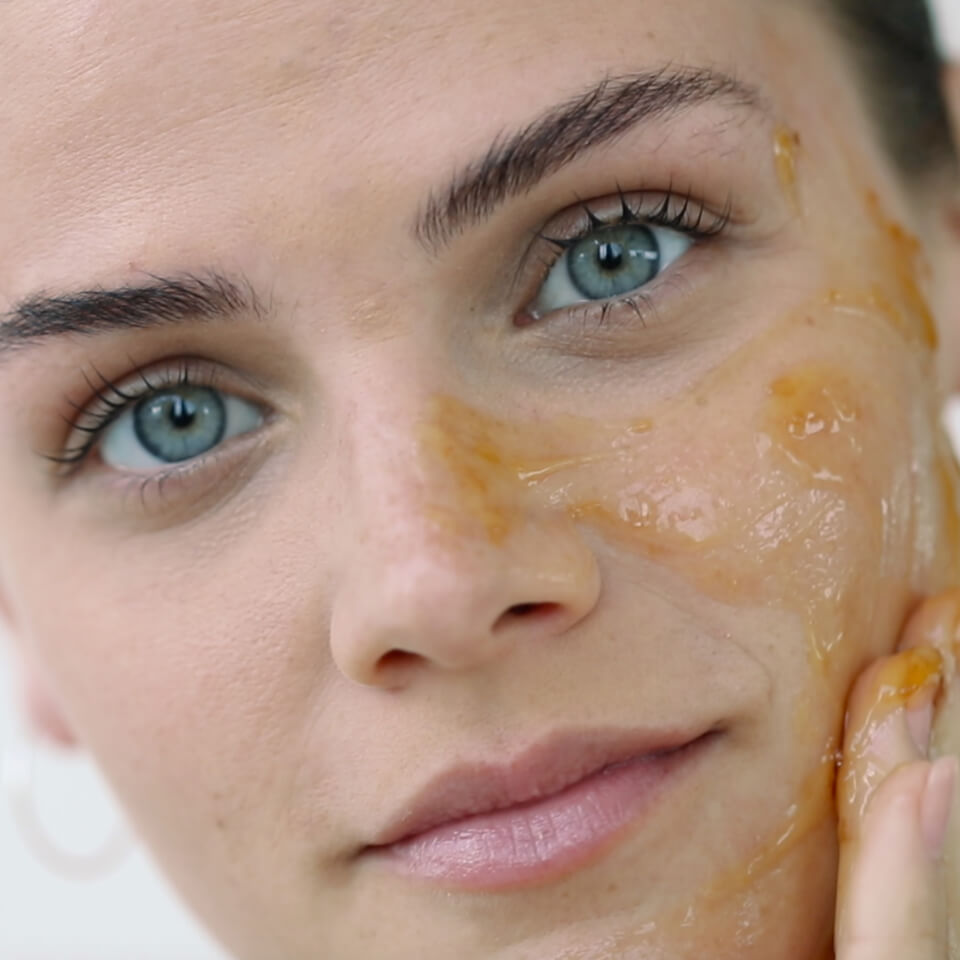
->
[0, 0, 794, 162]
[0, 0, 829, 292]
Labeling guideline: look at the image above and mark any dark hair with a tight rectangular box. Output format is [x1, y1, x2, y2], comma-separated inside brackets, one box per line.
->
[826, 0, 956, 178]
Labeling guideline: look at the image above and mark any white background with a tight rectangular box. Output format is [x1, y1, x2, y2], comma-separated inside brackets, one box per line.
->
[0, 638, 231, 960]
[2, 402, 960, 958]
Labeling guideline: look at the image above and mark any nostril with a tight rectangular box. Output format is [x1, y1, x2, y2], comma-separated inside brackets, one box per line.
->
[498, 602, 563, 627]
[510, 604, 540, 617]
[377, 649, 421, 672]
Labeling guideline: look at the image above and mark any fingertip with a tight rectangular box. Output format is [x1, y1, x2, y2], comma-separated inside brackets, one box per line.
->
[896, 591, 960, 659]
[838, 652, 945, 849]
[843, 648, 943, 756]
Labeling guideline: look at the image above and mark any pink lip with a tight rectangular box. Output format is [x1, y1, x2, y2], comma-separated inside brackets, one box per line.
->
[364, 727, 718, 891]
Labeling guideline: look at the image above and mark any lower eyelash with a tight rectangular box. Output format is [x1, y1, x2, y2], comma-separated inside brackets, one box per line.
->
[129, 462, 190, 512]
[558, 290, 658, 336]
[599, 294, 654, 328]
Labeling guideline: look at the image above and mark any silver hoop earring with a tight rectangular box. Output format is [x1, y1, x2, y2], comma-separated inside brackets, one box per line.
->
[1, 726, 133, 881]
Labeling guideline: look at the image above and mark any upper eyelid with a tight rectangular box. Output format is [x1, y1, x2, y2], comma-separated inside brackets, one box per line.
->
[540, 187, 732, 239]
[49, 358, 261, 472]
[71, 360, 226, 422]
[67, 355, 269, 418]
[511, 188, 730, 298]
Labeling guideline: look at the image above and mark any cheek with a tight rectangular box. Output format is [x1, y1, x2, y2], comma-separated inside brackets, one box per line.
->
[417, 309, 922, 933]
[430, 307, 922, 679]
[0, 502, 316, 874]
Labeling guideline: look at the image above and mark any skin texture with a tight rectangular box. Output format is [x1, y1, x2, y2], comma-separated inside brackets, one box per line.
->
[0, 0, 959, 957]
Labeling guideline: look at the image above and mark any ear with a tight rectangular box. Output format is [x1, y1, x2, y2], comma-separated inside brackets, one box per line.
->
[0, 601, 78, 750]
[16, 658, 80, 750]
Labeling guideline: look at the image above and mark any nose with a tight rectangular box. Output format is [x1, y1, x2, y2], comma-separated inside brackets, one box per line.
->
[328, 403, 602, 688]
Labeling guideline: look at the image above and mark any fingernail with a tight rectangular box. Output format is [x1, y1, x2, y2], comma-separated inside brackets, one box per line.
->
[930, 0, 960, 61]
[902, 650, 943, 755]
[921, 755, 958, 860]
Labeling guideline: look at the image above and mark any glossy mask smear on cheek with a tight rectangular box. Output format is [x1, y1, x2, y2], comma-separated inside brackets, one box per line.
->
[818, 184, 960, 590]
[415, 309, 906, 942]
[774, 125, 804, 217]
[825, 190, 939, 351]
[421, 123, 948, 669]
[415, 126, 957, 953]
[417, 350, 868, 951]
[421, 315, 908, 668]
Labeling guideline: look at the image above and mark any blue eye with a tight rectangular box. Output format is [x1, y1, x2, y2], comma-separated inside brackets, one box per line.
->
[100, 385, 263, 470]
[528, 221, 694, 319]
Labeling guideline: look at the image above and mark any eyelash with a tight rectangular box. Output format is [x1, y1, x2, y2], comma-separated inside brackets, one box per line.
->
[44, 189, 729, 485]
[526, 185, 731, 327]
[45, 358, 225, 473]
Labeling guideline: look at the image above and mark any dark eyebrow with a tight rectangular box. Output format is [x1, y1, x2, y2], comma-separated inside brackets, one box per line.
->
[0, 270, 262, 356]
[0, 67, 759, 357]
[413, 66, 763, 254]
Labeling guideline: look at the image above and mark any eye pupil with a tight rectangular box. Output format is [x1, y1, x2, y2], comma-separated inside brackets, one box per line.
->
[566, 225, 661, 301]
[597, 242, 623, 271]
[169, 396, 197, 429]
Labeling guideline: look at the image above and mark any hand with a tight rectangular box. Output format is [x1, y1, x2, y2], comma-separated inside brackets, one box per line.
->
[835, 593, 960, 959]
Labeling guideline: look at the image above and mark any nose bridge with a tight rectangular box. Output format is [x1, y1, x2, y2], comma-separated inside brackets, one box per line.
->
[341, 384, 521, 574]
[329, 383, 601, 684]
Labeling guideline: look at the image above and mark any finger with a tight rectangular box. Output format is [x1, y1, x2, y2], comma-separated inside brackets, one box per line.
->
[836, 648, 956, 959]
[898, 592, 960, 956]
[837, 757, 957, 960]
[896, 591, 960, 661]
[897, 591, 960, 747]
[838, 647, 943, 834]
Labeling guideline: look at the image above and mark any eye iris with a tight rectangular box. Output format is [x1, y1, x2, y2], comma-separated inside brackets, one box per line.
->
[133, 386, 227, 463]
[567, 225, 661, 300]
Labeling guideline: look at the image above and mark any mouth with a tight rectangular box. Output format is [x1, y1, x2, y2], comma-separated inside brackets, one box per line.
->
[362, 727, 720, 892]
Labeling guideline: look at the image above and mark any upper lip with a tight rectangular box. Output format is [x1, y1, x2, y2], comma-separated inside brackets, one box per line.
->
[366, 725, 713, 849]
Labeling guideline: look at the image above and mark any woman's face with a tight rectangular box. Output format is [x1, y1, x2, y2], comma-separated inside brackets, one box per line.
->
[0, 1, 957, 957]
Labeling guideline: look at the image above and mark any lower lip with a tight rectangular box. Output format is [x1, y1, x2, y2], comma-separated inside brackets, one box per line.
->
[367, 735, 713, 891]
